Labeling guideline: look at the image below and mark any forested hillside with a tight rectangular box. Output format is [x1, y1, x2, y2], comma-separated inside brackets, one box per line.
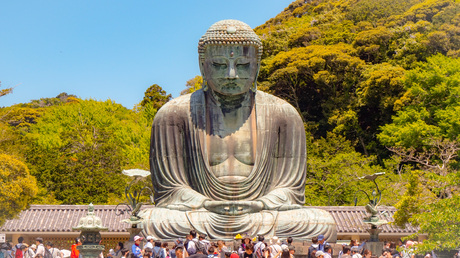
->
[1, 0, 459, 250]
[254, 0, 460, 250]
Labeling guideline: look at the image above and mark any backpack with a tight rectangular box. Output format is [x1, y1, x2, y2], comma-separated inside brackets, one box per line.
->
[152, 248, 162, 258]
[44, 248, 52, 258]
[308, 246, 317, 258]
[193, 239, 207, 255]
[14, 247, 23, 258]
[255, 243, 265, 258]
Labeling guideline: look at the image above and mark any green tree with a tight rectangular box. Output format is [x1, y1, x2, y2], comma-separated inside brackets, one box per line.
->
[139, 84, 172, 110]
[306, 132, 401, 206]
[137, 84, 172, 126]
[379, 55, 460, 251]
[181, 75, 203, 95]
[25, 99, 150, 204]
[0, 154, 38, 226]
[379, 54, 460, 148]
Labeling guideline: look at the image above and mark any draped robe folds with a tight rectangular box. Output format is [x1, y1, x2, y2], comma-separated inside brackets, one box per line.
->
[139, 90, 337, 241]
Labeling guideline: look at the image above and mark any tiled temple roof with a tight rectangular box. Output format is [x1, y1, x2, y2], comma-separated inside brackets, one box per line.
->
[1, 205, 418, 234]
[315, 206, 418, 234]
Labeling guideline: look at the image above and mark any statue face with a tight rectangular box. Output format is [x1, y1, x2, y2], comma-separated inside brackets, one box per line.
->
[202, 45, 258, 95]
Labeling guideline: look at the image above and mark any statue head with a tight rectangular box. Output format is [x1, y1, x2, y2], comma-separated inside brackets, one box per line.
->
[198, 20, 263, 95]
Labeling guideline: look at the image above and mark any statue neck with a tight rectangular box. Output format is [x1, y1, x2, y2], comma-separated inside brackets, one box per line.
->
[207, 90, 254, 113]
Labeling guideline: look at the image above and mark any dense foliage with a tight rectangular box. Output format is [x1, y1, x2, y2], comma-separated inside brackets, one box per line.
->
[252, 0, 460, 251]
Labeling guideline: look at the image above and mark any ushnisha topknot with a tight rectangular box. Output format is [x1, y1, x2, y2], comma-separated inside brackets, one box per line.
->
[198, 19, 263, 62]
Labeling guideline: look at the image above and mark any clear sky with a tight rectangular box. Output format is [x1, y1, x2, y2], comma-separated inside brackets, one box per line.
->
[0, 0, 292, 109]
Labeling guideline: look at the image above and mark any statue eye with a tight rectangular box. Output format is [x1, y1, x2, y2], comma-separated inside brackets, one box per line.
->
[236, 63, 250, 69]
[212, 62, 227, 69]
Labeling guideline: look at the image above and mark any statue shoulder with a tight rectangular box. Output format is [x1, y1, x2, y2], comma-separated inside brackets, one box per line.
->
[154, 90, 205, 122]
[255, 91, 302, 117]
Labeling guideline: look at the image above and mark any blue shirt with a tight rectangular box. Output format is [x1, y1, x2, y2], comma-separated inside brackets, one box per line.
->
[132, 244, 142, 258]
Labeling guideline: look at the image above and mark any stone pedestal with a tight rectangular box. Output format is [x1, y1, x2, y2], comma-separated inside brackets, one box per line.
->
[364, 242, 384, 257]
[77, 245, 105, 258]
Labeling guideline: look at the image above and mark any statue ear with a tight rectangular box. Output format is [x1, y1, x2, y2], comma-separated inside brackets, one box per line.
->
[251, 63, 260, 92]
[199, 59, 208, 91]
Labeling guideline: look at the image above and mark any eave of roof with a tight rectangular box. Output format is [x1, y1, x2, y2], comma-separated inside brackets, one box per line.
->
[0, 205, 418, 234]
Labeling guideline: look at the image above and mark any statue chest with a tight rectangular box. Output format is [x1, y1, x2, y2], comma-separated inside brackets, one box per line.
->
[206, 115, 256, 182]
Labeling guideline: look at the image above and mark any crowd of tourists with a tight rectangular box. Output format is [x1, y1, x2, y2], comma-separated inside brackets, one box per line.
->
[0, 237, 72, 258]
[2, 234, 459, 258]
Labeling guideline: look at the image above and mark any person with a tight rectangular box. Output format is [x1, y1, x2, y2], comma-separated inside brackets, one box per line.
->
[363, 250, 372, 258]
[144, 237, 154, 251]
[161, 243, 169, 258]
[351, 247, 362, 258]
[187, 231, 198, 255]
[341, 246, 351, 258]
[121, 249, 129, 258]
[138, 19, 336, 241]
[216, 242, 227, 258]
[23, 244, 35, 258]
[70, 238, 81, 258]
[144, 248, 153, 258]
[175, 247, 188, 258]
[268, 237, 281, 258]
[261, 248, 270, 258]
[238, 239, 252, 258]
[152, 241, 164, 258]
[108, 243, 124, 258]
[132, 236, 144, 258]
[207, 247, 217, 258]
[170, 239, 185, 258]
[317, 236, 328, 252]
[45, 242, 62, 258]
[288, 246, 294, 258]
[323, 246, 332, 258]
[199, 235, 210, 256]
[307, 237, 319, 258]
[34, 238, 45, 258]
[188, 245, 207, 258]
[253, 236, 265, 258]
[13, 237, 25, 258]
[315, 251, 324, 258]
[243, 244, 254, 258]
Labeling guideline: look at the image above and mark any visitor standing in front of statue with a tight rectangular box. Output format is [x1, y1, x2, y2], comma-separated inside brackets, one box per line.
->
[132, 236, 144, 258]
[33, 238, 45, 258]
[253, 236, 265, 258]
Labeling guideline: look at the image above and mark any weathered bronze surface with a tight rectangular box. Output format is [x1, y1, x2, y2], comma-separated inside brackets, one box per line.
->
[139, 20, 337, 241]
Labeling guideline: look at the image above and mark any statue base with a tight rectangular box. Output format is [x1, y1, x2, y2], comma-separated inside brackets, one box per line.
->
[77, 245, 105, 258]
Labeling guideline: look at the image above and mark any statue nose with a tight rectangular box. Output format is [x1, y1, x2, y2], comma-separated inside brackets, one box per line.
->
[226, 63, 238, 79]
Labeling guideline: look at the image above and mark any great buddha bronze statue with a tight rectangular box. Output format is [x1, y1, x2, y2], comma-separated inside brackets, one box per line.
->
[139, 20, 337, 241]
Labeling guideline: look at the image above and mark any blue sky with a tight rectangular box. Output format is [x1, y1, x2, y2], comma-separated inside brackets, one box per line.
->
[0, 1, 292, 109]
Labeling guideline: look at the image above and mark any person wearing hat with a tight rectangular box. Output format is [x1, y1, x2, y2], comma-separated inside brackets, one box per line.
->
[315, 251, 325, 258]
[144, 237, 154, 251]
[132, 236, 144, 258]
[22, 244, 35, 258]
